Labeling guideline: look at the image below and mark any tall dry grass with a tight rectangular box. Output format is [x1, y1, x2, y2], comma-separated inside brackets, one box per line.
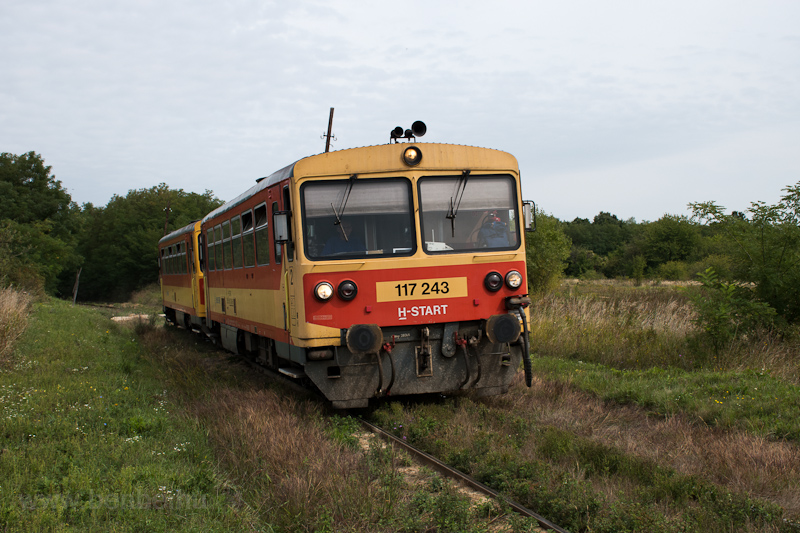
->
[128, 283, 164, 311]
[134, 322, 398, 531]
[726, 329, 800, 384]
[0, 287, 32, 365]
[512, 280, 800, 523]
[192, 389, 388, 530]
[530, 287, 696, 369]
[496, 376, 800, 518]
[531, 281, 800, 381]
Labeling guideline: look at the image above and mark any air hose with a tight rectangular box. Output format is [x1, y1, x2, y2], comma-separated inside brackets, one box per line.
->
[375, 345, 396, 397]
[459, 342, 471, 389]
[374, 351, 385, 396]
[385, 347, 396, 395]
[519, 309, 532, 387]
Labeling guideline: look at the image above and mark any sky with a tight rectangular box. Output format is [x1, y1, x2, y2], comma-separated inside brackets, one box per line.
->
[2, 0, 799, 222]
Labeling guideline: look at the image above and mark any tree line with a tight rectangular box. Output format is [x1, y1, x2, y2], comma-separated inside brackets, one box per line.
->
[543, 185, 800, 342]
[0, 152, 222, 301]
[563, 211, 712, 282]
[553, 185, 800, 325]
[2, 151, 798, 332]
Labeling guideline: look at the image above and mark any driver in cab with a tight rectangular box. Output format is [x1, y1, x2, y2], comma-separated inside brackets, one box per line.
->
[322, 219, 366, 256]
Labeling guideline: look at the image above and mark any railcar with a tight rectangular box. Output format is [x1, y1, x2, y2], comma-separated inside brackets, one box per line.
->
[158, 220, 206, 330]
[160, 126, 534, 408]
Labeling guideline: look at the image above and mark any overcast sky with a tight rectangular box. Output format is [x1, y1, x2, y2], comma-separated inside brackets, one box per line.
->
[2, 0, 799, 222]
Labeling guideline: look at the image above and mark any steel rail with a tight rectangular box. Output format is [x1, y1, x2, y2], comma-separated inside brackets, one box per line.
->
[192, 332, 569, 532]
[359, 418, 571, 533]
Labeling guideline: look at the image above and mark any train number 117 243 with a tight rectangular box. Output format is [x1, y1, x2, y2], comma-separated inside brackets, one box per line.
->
[394, 280, 449, 297]
[376, 277, 467, 302]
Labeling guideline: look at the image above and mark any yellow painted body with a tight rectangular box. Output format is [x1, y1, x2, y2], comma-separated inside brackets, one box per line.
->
[161, 284, 195, 310]
[206, 286, 284, 328]
[289, 145, 523, 344]
[159, 220, 207, 318]
[191, 144, 529, 347]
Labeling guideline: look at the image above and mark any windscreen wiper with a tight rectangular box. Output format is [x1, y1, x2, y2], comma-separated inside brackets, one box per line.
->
[331, 174, 357, 241]
[445, 170, 470, 237]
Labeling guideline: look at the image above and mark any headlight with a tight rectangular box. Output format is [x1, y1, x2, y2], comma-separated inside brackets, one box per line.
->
[484, 271, 503, 292]
[314, 282, 334, 301]
[403, 146, 422, 166]
[338, 280, 358, 301]
[346, 324, 383, 354]
[486, 314, 521, 344]
[505, 270, 523, 289]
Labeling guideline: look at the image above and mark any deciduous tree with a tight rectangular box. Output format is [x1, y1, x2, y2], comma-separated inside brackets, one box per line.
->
[0, 152, 80, 293]
[72, 184, 223, 301]
[525, 210, 571, 295]
[689, 181, 800, 324]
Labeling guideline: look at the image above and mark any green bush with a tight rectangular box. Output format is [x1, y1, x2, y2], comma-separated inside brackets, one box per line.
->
[579, 269, 606, 281]
[687, 267, 777, 351]
[656, 261, 690, 281]
[525, 210, 571, 295]
[688, 253, 734, 280]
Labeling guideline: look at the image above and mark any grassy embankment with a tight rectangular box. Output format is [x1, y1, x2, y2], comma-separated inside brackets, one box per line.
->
[370, 280, 800, 532]
[0, 287, 541, 533]
[0, 289, 254, 531]
[5, 280, 799, 532]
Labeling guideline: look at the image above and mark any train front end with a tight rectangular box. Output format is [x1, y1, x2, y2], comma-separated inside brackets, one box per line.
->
[289, 143, 532, 409]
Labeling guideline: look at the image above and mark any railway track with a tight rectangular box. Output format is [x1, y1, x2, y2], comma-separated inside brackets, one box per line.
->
[228, 347, 571, 533]
[358, 418, 571, 533]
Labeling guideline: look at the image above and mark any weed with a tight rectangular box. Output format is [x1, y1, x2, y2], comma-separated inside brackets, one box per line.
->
[410, 478, 477, 532]
[324, 414, 362, 450]
[0, 287, 32, 365]
[371, 391, 793, 532]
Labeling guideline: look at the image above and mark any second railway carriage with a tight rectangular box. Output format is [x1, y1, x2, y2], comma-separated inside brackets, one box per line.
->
[162, 134, 534, 408]
[159, 220, 206, 330]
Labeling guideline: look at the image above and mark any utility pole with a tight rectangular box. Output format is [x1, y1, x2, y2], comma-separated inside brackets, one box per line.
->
[324, 107, 335, 153]
[72, 267, 82, 305]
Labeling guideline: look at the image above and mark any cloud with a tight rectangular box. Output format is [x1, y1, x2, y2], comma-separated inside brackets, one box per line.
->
[532, 123, 800, 222]
[1, 0, 799, 221]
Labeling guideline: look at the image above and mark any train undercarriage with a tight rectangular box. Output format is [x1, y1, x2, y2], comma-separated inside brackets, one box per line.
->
[165, 309, 527, 409]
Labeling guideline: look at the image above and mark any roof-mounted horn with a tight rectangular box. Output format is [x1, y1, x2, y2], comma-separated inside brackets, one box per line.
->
[390, 121, 426, 143]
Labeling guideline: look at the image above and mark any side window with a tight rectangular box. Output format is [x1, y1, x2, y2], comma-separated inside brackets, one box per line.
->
[206, 229, 215, 271]
[167, 246, 174, 275]
[214, 225, 222, 271]
[242, 210, 255, 268]
[231, 216, 243, 269]
[254, 204, 270, 266]
[283, 185, 293, 263]
[272, 201, 281, 264]
[160, 248, 165, 274]
[222, 221, 232, 270]
[181, 242, 188, 274]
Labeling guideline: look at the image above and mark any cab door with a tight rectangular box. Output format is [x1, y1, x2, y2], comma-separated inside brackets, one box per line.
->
[272, 189, 297, 337]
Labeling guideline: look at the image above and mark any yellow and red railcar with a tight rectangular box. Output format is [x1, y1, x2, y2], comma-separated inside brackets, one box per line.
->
[162, 131, 534, 408]
[158, 220, 206, 330]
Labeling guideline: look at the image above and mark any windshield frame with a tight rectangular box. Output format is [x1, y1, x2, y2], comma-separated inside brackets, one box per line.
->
[417, 173, 521, 255]
[300, 176, 417, 261]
